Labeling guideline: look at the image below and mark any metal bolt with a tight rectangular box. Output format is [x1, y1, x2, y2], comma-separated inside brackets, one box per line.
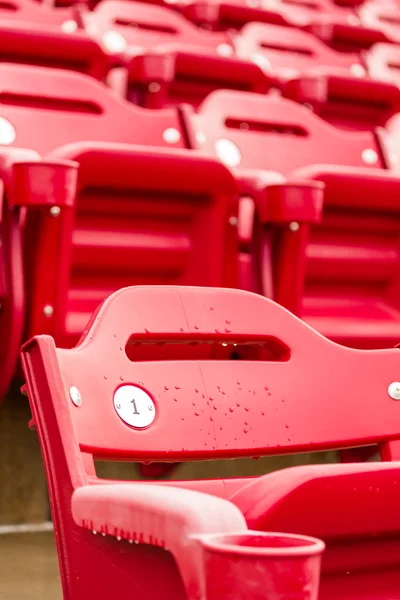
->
[217, 43, 234, 57]
[289, 222, 300, 232]
[229, 216, 238, 226]
[148, 82, 161, 93]
[196, 132, 206, 145]
[350, 64, 366, 78]
[102, 30, 127, 54]
[148, 404, 154, 411]
[50, 206, 61, 217]
[116, 403, 121, 409]
[388, 382, 400, 400]
[215, 138, 242, 168]
[61, 19, 78, 33]
[362, 148, 378, 165]
[70, 386, 82, 407]
[0, 117, 16, 146]
[43, 304, 54, 318]
[92, 530, 97, 535]
[163, 128, 181, 144]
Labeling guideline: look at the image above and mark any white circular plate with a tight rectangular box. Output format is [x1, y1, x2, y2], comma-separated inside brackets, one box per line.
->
[114, 385, 156, 428]
[0, 117, 16, 145]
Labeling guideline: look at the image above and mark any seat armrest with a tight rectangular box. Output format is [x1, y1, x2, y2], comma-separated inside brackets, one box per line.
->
[72, 483, 247, 599]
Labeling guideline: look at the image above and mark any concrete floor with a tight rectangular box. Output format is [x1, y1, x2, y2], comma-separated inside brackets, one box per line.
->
[0, 532, 62, 600]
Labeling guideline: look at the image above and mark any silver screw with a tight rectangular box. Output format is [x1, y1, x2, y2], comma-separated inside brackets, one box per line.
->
[70, 386, 82, 407]
[43, 304, 54, 318]
[50, 206, 61, 217]
[362, 148, 378, 165]
[116, 403, 121, 409]
[148, 82, 161, 93]
[162, 128, 181, 144]
[289, 222, 300, 232]
[388, 382, 400, 400]
[229, 216, 238, 226]
[148, 404, 154, 411]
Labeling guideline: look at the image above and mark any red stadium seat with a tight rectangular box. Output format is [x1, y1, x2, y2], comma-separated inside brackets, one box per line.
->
[366, 43, 400, 88]
[0, 0, 80, 25]
[0, 148, 78, 400]
[0, 20, 115, 79]
[235, 22, 363, 78]
[86, 0, 232, 52]
[0, 64, 239, 360]
[358, 0, 400, 43]
[0, 64, 185, 154]
[180, 90, 400, 348]
[282, 72, 400, 131]
[21, 285, 400, 600]
[182, 90, 385, 173]
[124, 45, 270, 108]
[24, 144, 238, 347]
[88, 1, 272, 107]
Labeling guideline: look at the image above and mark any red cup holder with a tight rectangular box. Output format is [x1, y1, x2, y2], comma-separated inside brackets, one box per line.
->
[195, 531, 325, 600]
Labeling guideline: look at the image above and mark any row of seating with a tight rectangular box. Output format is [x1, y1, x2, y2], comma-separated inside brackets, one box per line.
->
[6, 0, 400, 597]
[1, 48, 400, 395]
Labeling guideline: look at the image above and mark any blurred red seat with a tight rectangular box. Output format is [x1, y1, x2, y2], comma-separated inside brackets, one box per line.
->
[0, 19, 113, 80]
[86, 0, 232, 52]
[0, 64, 238, 400]
[21, 285, 400, 600]
[0, 0, 79, 25]
[181, 90, 400, 348]
[123, 45, 270, 108]
[235, 22, 363, 78]
[282, 71, 400, 131]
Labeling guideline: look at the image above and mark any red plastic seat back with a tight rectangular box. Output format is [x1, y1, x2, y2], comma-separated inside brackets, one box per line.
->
[366, 43, 400, 88]
[0, 63, 184, 154]
[236, 22, 361, 77]
[88, 0, 230, 51]
[0, 0, 76, 24]
[182, 90, 385, 173]
[0, 20, 112, 80]
[24, 145, 238, 346]
[30, 286, 400, 462]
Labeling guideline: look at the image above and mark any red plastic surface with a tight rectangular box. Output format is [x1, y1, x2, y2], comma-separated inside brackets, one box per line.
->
[23, 144, 238, 345]
[0, 19, 112, 79]
[235, 22, 362, 78]
[0, 63, 185, 155]
[282, 72, 400, 131]
[288, 166, 400, 348]
[87, 0, 230, 50]
[0, 148, 78, 399]
[21, 285, 400, 599]
[183, 90, 385, 173]
[0, 0, 78, 25]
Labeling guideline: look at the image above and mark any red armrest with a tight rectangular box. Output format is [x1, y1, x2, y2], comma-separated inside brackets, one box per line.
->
[72, 483, 246, 598]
